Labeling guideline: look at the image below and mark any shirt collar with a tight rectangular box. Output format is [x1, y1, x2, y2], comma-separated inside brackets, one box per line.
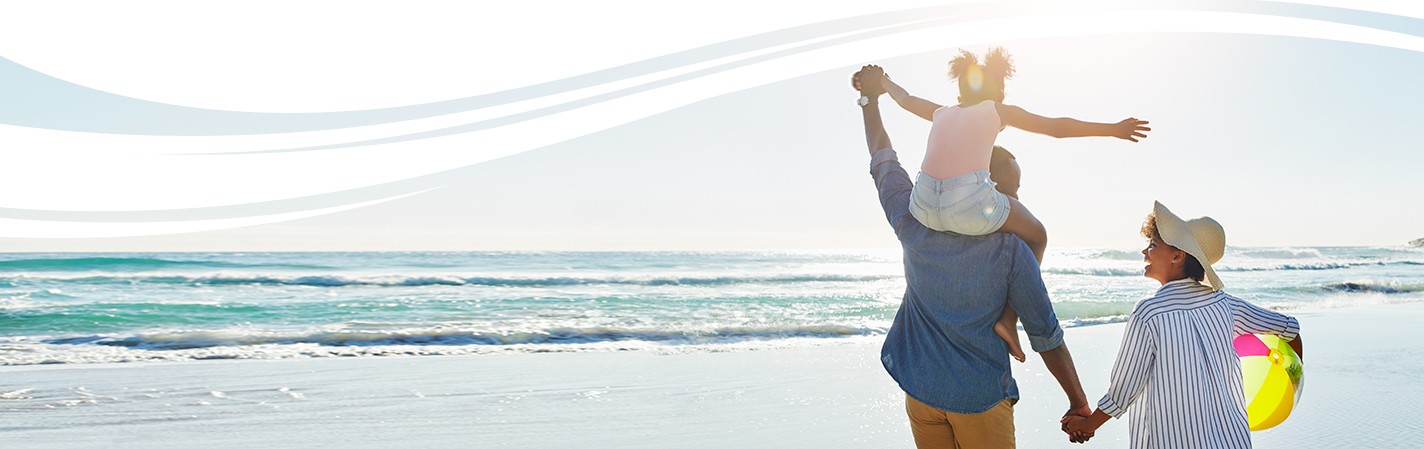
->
[1156, 278, 1204, 294]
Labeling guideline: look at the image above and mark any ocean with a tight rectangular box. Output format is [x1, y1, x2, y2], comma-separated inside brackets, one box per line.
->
[1, 247, 1420, 365]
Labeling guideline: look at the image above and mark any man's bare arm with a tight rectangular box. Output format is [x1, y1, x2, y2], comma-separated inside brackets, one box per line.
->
[855, 65, 891, 156]
[1041, 342, 1092, 416]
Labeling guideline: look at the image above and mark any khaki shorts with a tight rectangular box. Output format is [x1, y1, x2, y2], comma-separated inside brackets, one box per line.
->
[905, 395, 1015, 449]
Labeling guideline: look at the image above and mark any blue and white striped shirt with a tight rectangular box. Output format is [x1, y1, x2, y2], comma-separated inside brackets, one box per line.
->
[1099, 279, 1300, 449]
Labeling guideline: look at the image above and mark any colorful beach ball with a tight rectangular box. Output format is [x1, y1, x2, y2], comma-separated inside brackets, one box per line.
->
[1234, 333, 1304, 431]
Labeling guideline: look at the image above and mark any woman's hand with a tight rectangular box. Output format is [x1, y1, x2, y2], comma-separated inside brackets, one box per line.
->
[1061, 415, 1096, 443]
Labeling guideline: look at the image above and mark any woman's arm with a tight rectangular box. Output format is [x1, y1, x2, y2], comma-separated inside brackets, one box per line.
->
[1227, 294, 1301, 343]
[1061, 313, 1155, 443]
[1096, 313, 1156, 419]
[879, 75, 942, 122]
[997, 103, 1150, 142]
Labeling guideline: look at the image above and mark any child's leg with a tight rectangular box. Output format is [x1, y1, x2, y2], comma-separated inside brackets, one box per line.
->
[994, 196, 1040, 363]
[998, 196, 1047, 264]
[994, 306, 1026, 363]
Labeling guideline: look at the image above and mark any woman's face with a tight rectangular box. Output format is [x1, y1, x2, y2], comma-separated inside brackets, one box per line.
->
[1142, 234, 1185, 284]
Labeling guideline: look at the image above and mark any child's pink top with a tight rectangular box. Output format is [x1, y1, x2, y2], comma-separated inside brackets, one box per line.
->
[920, 101, 1001, 180]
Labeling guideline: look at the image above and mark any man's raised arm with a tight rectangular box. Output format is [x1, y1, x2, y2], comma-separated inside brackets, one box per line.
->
[854, 64, 914, 237]
[854, 65, 891, 156]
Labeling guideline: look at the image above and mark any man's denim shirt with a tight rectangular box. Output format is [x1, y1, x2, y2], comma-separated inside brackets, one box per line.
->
[870, 148, 1064, 414]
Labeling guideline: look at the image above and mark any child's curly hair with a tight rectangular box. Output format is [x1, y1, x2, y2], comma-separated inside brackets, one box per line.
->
[949, 47, 1014, 106]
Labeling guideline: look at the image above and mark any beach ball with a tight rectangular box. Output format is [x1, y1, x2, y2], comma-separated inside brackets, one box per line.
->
[1234, 333, 1304, 431]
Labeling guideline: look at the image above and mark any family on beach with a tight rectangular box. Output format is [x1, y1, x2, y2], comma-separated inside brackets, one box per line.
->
[851, 49, 1303, 448]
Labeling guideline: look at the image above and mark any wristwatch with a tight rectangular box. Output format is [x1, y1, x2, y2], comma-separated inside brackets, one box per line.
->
[856, 95, 872, 107]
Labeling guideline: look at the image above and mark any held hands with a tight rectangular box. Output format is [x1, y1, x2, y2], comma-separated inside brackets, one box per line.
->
[852, 65, 887, 98]
[1113, 118, 1151, 142]
[1062, 415, 1094, 443]
[1060, 407, 1095, 444]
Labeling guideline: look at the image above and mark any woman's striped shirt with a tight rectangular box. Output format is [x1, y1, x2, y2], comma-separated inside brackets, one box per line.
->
[1098, 279, 1300, 449]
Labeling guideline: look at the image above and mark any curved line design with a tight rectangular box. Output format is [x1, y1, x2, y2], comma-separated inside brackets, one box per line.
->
[3, 2, 1419, 137]
[0, 190, 432, 239]
[1, 1, 1421, 238]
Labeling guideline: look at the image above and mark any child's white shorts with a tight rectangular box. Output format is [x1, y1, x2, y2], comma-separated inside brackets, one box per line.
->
[909, 170, 1011, 235]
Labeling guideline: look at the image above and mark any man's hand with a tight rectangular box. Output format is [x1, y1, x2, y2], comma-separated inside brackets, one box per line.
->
[852, 64, 887, 98]
[1059, 406, 1094, 444]
[1061, 415, 1095, 443]
[1112, 117, 1151, 142]
[856, 65, 892, 156]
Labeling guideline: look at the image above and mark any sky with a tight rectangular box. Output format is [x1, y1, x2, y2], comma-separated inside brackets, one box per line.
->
[1, 1, 1421, 251]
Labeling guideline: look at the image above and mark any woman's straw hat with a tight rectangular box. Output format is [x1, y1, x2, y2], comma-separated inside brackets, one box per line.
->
[1153, 201, 1226, 291]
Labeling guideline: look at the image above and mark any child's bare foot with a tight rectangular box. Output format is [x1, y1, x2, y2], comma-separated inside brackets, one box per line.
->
[994, 320, 1027, 363]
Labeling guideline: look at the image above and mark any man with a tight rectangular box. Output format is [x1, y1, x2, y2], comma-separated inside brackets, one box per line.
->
[853, 64, 1090, 448]
[989, 146, 1020, 200]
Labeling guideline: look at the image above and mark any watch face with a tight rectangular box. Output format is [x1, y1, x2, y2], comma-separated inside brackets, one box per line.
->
[857, 96, 870, 106]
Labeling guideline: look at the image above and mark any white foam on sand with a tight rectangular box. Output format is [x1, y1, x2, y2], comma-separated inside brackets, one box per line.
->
[1, 303, 1421, 448]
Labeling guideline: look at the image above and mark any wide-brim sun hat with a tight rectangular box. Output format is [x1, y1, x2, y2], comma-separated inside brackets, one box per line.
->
[1153, 201, 1227, 291]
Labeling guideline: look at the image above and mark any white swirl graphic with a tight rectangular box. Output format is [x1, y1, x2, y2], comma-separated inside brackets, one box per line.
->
[0, 191, 430, 238]
[0, 1, 1420, 237]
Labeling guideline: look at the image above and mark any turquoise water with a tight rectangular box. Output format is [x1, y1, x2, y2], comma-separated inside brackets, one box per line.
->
[1, 248, 1420, 364]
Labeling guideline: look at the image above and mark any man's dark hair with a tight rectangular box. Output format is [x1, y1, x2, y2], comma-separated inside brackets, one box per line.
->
[988, 146, 1019, 199]
[990, 146, 1015, 165]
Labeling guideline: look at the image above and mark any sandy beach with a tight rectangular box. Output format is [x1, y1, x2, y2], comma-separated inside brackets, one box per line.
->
[2, 302, 1419, 448]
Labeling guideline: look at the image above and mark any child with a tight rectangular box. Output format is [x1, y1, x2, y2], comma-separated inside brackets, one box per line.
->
[861, 48, 1150, 362]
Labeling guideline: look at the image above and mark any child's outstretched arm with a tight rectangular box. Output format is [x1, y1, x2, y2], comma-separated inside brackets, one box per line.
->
[996, 103, 1150, 142]
[879, 74, 942, 122]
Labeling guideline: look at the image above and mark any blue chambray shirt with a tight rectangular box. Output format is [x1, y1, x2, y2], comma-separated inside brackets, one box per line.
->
[870, 148, 1065, 414]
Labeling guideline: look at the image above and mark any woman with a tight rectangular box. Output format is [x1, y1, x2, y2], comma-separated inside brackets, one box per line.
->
[1062, 202, 1303, 448]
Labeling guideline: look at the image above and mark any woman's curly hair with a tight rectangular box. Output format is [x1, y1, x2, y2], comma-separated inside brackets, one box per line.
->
[1142, 213, 1206, 282]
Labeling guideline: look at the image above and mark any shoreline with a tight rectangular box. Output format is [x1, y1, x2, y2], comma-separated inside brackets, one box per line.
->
[3, 302, 1423, 448]
[5, 294, 1414, 367]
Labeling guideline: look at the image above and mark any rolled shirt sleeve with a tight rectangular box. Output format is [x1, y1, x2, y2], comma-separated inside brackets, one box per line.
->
[1227, 293, 1300, 341]
[1097, 312, 1156, 418]
[1006, 241, 1064, 353]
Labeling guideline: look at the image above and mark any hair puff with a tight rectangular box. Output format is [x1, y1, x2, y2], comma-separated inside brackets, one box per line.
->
[948, 49, 978, 79]
[983, 47, 1015, 80]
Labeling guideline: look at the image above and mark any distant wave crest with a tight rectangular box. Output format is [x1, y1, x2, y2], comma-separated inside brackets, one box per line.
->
[11, 273, 898, 288]
[6, 316, 1141, 365]
[1222, 261, 1421, 272]
[1061, 315, 1131, 327]
[1042, 267, 1142, 276]
[38, 325, 884, 352]
[1231, 248, 1326, 259]
[1078, 249, 1144, 261]
[0, 257, 324, 272]
[1043, 261, 1421, 277]
[1323, 281, 1424, 294]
